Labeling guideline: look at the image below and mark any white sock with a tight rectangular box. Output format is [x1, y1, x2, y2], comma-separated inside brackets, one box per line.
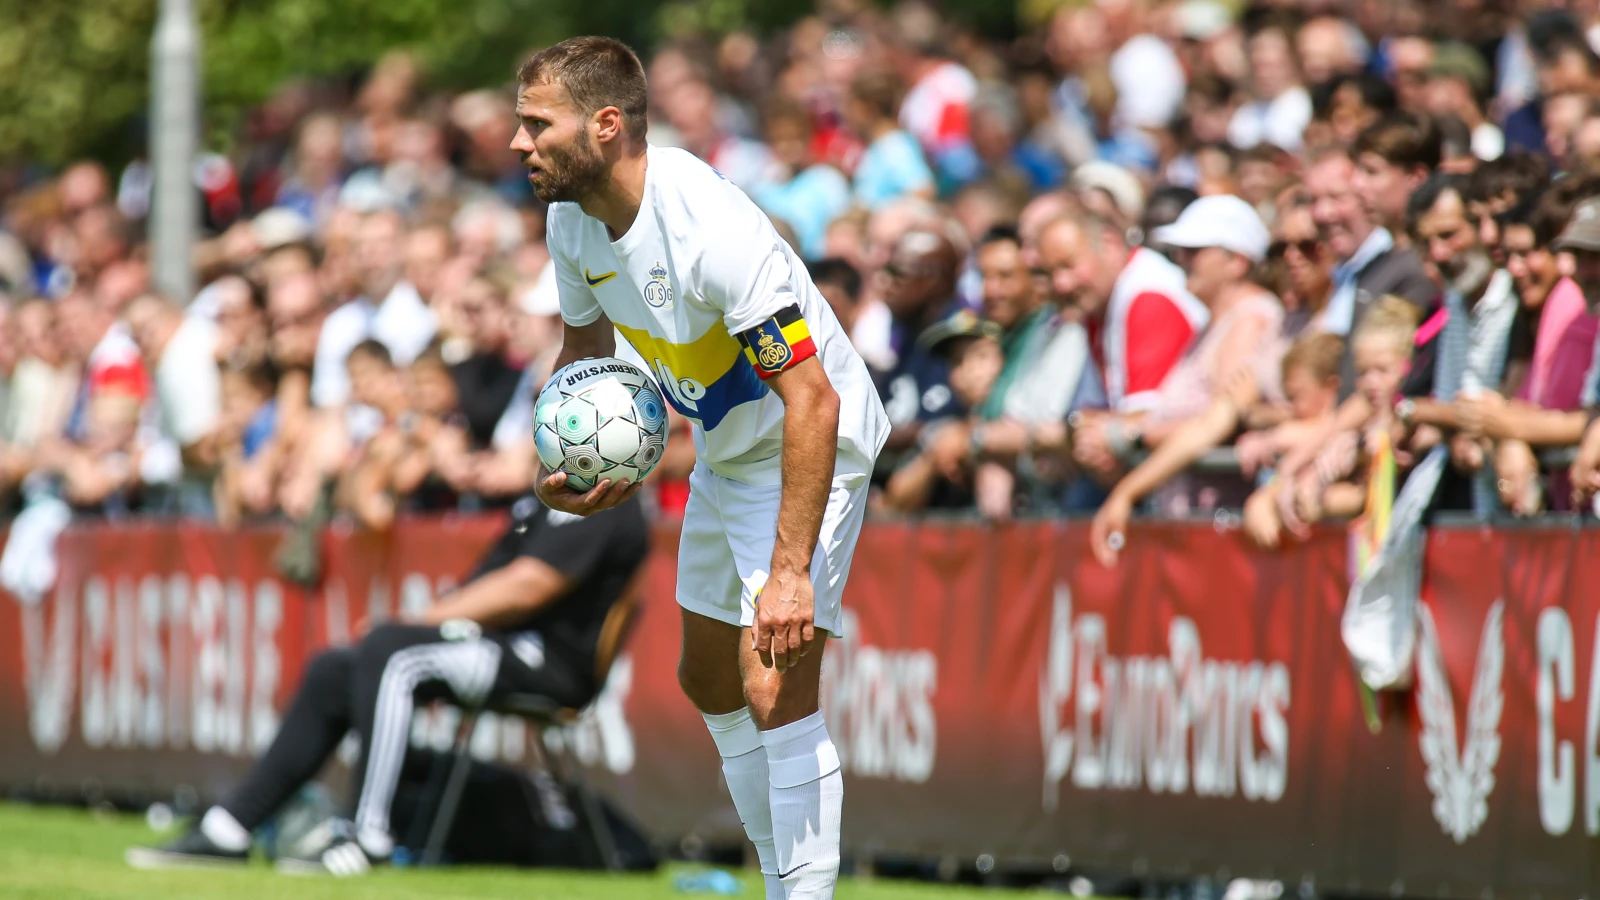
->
[200, 806, 250, 852]
[761, 711, 843, 899]
[703, 708, 783, 900]
[355, 825, 393, 860]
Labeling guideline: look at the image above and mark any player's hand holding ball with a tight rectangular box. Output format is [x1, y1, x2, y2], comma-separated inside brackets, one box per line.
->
[534, 357, 670, 516]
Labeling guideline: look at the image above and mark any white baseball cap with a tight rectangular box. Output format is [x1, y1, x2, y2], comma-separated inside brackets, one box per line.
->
[1150, 194, 1271, 262]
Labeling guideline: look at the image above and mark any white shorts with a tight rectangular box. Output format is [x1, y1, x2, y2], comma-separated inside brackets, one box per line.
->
[676, 463, 870, 637]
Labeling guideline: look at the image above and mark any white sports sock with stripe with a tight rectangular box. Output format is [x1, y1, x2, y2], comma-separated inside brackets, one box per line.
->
[703, 708, 783, 900]
[762, 711, 843, 899]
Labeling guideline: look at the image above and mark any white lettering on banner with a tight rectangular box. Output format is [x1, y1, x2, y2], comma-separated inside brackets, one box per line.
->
[18, 567, 606, 767]
[1536, 607, 1600, 838]
[1415, 600, 1503, 844]
[21, 573, 285, 757]
[1586, 611, 1600, 836]
[22, 575, 76, 754]
[1537, 607, 1575, 835]
[1038, 584, 1290, 812]
[822, 610, 939, 784]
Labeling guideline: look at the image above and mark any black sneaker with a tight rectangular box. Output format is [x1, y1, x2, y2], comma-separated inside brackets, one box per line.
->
[126, 827, 249, 870]
[273, 819, 387, 878]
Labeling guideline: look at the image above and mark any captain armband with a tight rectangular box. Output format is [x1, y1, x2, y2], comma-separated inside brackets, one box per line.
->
[735, 305, 817, 379]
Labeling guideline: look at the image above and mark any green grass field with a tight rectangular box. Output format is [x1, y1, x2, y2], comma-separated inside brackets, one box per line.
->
[0, 803, 1048, 899]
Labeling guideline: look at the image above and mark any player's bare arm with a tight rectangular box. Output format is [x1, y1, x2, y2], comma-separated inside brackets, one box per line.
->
[755, 355, 839, 674]
[536, 316, 640, 515]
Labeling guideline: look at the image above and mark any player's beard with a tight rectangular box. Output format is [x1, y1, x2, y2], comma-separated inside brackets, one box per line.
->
[528, 135, 607, 204]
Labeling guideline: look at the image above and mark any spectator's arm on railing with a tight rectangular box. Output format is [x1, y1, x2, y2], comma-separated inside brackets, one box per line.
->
[1456, 395, 1588, 446]
[1089, 386, 1250, 567]
[1276, 392, 1373, 535]
[1570, 415, 1600, 505]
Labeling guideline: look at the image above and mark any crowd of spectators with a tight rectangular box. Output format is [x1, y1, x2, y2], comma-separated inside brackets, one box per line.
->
[7, 0, 1600, 563]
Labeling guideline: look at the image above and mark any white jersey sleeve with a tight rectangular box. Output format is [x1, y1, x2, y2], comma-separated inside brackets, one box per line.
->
[666, 174, 804, 336]
[547, 204, 604, 327]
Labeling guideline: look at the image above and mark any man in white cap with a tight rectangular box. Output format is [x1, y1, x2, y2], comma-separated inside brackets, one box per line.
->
[1073, 196, 1285, 515]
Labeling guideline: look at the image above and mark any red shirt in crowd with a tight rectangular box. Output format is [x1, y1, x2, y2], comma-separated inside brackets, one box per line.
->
[1099, 247, 1209, 413]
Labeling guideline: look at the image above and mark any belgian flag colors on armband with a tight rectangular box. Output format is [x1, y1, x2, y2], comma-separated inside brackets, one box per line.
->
[737, 305, 817, 379]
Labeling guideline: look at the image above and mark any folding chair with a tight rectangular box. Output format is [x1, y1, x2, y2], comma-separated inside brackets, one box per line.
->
[418, 579, 643, 868]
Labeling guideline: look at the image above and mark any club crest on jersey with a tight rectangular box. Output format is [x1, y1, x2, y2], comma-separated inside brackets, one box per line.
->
[644, 261, 674, 309]
[736, 304, 817, 379]
[755, 331, 791, 370]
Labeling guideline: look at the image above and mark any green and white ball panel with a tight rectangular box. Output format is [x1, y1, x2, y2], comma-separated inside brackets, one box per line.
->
[533, 423, 565, 472]
[536, 357, 673, 491]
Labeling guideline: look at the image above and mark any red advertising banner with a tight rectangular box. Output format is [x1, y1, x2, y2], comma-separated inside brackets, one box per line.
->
[1, 516, 1598, 899]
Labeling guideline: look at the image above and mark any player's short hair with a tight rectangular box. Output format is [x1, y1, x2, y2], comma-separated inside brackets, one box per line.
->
[517, 37, 649, 141]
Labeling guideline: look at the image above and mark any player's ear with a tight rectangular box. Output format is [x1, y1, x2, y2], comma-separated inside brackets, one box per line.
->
[593, 105, 624, 144]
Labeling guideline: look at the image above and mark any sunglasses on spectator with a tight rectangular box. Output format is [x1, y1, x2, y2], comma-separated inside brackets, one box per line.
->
[1268, 239, 1320, 258]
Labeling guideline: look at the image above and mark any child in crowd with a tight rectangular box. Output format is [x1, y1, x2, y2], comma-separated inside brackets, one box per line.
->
[1234, 332, 1346, 479]
[883, 313, 1003, 512]
[1246, 297, 1420, 546]
[214, 362, 279, 526]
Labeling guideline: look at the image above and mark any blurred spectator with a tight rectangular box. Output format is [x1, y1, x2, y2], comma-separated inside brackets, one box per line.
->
[808, 257, 864, 338]
[448, 270, 524, 450]
[200, 275, 271, 369]
[124, 294, 223, 491]
[1426, 42, 1505, 162]
[1304, 147, 1433, 391]
[3, 300, 76, 453]
[844, 69, 936, 211]
[1352, 113, 1442, 240]
[752, 99, 852, 260]
[1088, 195, 1285, 557]
[1460, 187, 1600, 513]
[213, 361, 279, 526]
[310, 209, 437, 409]
[1228, 21, 1313, 152]
[874, 228, 963, 476]
[1270, 191, 1333, 337]
[883, 312, 1001, 512]
[889, 1, 979, 189]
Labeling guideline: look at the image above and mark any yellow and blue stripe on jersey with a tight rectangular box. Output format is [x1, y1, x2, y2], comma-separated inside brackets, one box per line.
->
[613, 321, 770, 430]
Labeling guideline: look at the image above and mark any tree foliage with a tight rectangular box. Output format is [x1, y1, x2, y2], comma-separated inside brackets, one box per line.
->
[0, 0, 1019, 169]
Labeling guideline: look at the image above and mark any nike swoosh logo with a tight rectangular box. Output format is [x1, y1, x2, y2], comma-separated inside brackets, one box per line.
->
[584, 268, 617, 287]
[778, 862, 812, 879]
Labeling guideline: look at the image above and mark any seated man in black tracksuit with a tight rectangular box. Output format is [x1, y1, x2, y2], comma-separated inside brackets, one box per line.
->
[127, 494, 650, 876]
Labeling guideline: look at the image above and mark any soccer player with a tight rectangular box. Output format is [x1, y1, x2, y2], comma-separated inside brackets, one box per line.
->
[513, 37, 889, 899]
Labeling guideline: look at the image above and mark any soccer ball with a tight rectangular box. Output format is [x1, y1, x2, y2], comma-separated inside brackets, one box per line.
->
[534, 357, 670, 492]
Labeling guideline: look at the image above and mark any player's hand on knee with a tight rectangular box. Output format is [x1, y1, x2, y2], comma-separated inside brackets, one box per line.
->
[754, 569, 815, 673]
[536, 469, 642, 516]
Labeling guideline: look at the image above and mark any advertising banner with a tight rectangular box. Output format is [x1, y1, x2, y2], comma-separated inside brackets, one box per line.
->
[2, 517, 1598, 898]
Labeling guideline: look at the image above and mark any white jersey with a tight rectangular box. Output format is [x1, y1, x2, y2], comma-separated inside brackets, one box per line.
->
[548, 145, 888, 485]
